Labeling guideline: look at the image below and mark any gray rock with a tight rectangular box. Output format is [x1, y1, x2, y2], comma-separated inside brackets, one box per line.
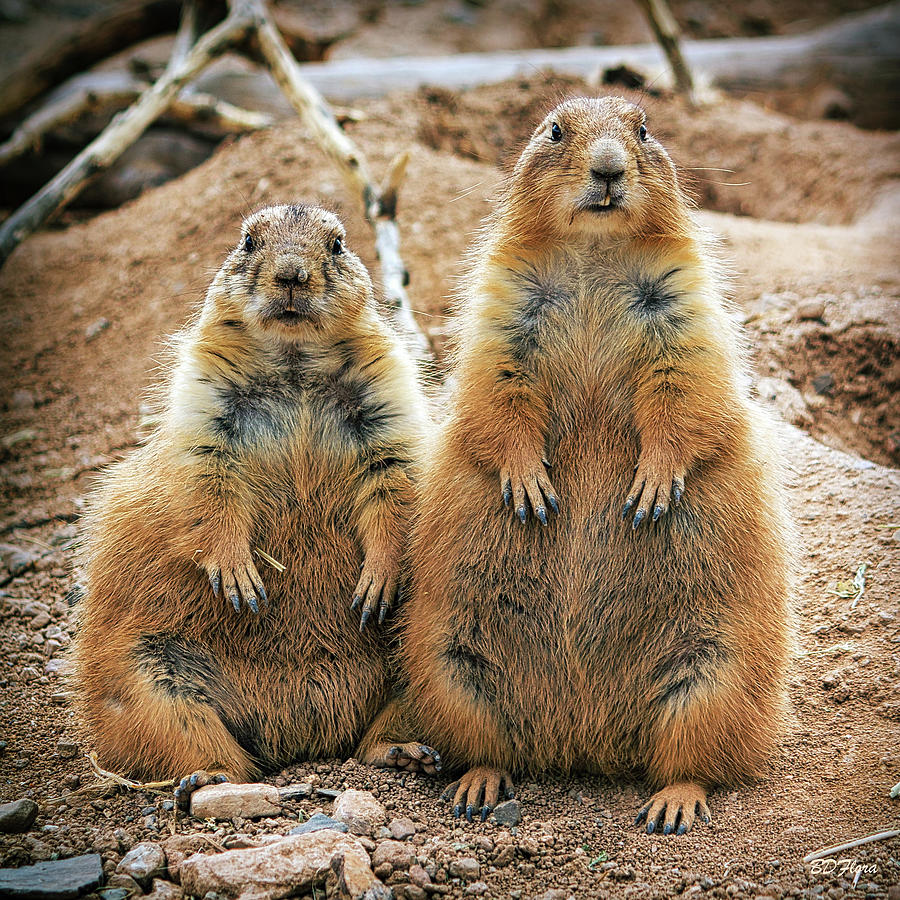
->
[388, 816, 416, 840]
[277, 783, 313, 801]
[465, 883, 489, 896]
[0, 798, 38, 833]
[449, 857, 481, 881]
[189, 782, 281, 820]
[0, 853, 103, 899]
[116, 841, 166, 890]
[812, 372, 835, 395]
[492, 799, 522, 827]
[145, 880, 183, 900]
[0, 543, 36, 576]
[98, 890, 129, 900]
[371, 839, 413, 871]
[332, 789, 386, 836]
[288, 812, 348, 835]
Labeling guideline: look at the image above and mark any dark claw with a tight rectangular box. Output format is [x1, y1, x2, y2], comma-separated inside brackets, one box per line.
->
[634, 806, 649, 826]
[258, 583, 267, 606]
[247, 594, 259, 614]
[350, 594, 361, 611]
[378, 602, 387, 624]
[673, 484, 683, 504]
[209, 571, 221, 597]
[622, 498, 634, 519]
[229, 591, 240, 613]
[646, 820, 656, 834]
[652, 504, 664, 521]
[359, 607, 372, 631]
[453, 804, 463, 818]
[502, 483, 512, 508]
[387, 746, 400, 758]
[701, 814, 711, 824]
[677, 822, 687, 835]
[481, 805, 491, 822]
[663, 823, 674, 835]
[465, 804, 474, 822]
[632, 509, 646, 529]
[536, 506, 548, 526]
[189, 773, 201, 787]
[548, 495, 559, 514]
[505, 786, 515, 800]
[212, 774, 228, 784]
[517, 506, 526, 524]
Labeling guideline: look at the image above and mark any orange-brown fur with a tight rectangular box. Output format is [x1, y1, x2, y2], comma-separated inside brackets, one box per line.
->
[368, 98, 794, 832]
[73, 204, 430, 783]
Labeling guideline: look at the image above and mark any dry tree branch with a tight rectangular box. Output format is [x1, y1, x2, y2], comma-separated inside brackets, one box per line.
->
[0, 1, 250, 266]
[634, 0, 696, 104]
[0, 0, 432, 361]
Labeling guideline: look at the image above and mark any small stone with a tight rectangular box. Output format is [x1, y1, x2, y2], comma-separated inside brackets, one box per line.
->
[372, 839, 414, 872]
[492, 799, 522, 827]
[0, 798, 38, 833]
[0, 853, 103, 898]
[10, 389, 35, 410]
[180, 831, 386, 899]
[117, 841, 167, 890]
[611, 865, 636, 881]
[189, 782, 281, 820]
[465, 883, 488, 896]
[332, 789, 386, 836]
[146, 879, 183, 900]
[408, 864, 431, 888]
[796, 298, 825, 321]
[405, 887, 428, 900]
[389, 816, 416, 840]
[57, 740, 78, 759]
[449, 857, 480, 881]
[277, 783, 313, 801]
[98, 889, 129, 900]
[288, 812, 348, 835]
[162, 835, 209, 884]
[85, 318, 110, 341]
[30, 611, 51, 629]
[812, 373, 835, 395]
[106, 873, 141, 894]
[0, 543, 36, 576]
[537, 889, 568, 900]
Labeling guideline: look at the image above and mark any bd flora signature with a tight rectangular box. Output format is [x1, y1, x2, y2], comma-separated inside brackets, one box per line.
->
[809, 858, 877, 877]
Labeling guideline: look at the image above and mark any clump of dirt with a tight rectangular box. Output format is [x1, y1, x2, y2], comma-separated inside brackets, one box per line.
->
[411, 76, 900, 225]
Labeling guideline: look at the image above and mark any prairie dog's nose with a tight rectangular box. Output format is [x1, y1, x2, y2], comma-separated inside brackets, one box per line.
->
[590, 138, 628, 183]
[274, 256, 309, 286]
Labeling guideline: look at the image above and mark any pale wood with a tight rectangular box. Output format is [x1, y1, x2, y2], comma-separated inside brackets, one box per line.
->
[634, 0, 695, 102]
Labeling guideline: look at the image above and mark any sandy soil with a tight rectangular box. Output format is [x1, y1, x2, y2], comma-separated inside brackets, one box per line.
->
[0, 58, 898, 900]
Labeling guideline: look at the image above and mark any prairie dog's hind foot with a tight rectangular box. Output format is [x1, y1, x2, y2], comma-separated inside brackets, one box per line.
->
[364, 741, 442, 775]
[634, 781, 711, 835]
[174, 770, 230, 811]
[443, 766, 514, 822]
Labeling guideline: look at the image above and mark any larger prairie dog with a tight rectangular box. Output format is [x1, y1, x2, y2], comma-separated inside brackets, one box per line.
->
[74, 204, 434, 795]
[369, 97, 793, 834]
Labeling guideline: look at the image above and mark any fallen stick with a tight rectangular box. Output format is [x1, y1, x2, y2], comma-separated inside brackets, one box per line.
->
[802, 829, 900, 863]
[634, 0, 695, 103]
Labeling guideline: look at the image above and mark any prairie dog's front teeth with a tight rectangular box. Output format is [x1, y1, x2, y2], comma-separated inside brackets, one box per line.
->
[600, 195, 611, 207]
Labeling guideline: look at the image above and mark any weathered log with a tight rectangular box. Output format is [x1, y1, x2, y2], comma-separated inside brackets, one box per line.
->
[0, 0, 184, 122]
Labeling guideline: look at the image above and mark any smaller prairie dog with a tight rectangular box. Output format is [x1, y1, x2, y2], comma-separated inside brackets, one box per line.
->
[73, 204, 437, 804]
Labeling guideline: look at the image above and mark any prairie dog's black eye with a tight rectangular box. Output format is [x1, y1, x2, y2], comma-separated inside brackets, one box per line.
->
[639, 124, 648, 142]
[242, 234, 254, 252]
[331, 236, 343, 255]
[549, 122, 562, 142]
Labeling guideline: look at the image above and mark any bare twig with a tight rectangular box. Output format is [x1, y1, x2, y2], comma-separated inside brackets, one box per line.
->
[803, 829, 900, 862]
[634, 0, 696, 104]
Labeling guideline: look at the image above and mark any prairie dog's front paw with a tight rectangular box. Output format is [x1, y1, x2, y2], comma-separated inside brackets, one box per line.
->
[351, 559, 398, 630]
[499, 453, 559, 525]
[203, 551, 267, 613]
[623, 457, 685, 528]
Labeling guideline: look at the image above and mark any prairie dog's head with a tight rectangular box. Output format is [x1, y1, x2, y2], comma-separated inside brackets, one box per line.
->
[213, 204, 372, 339]
[507, 97, 688, 241]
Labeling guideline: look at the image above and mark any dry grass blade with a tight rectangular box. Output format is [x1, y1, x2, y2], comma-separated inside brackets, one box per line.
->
[254, 547, 287, 572]
[802, 828, 900, 862]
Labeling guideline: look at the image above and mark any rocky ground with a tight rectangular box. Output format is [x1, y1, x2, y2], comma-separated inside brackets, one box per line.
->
[0, 7, 899, 900]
